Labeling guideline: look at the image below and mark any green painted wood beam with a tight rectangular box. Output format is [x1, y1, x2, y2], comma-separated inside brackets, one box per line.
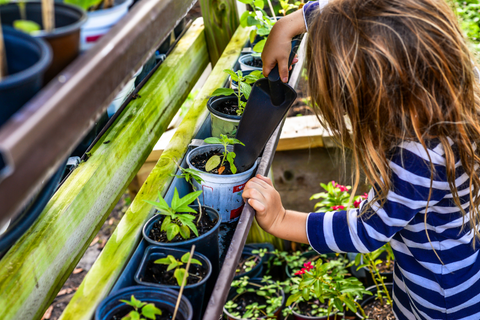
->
[0, 18, 209, 320]
[200, 0, 239, 66]
[59, 24, 252, 320]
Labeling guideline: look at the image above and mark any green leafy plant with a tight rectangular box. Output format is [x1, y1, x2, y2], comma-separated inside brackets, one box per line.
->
[310, 180, 367, 212]
[211, 69, 263, 116]
[355, 244, 394, 307]
[225, 276, 284, 319]
[238, 0, 276, 52]
[120, 295, 162, 320]
[236, 254, 261, 275]
[154, 252, 202, 286]
[203, 134, 245, 174]
[278, 0, 302, 16]
[283, 258, 370, 319]
[64, 0, 114, 11]
[454, 0, 480, 50]
[144, 188, 202, 241]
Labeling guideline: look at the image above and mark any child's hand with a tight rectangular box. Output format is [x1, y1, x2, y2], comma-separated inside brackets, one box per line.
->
[242, 174, 285, 233]
[262, 9, 306, 82]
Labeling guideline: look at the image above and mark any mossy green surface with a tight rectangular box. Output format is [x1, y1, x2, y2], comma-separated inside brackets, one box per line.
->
[0, 19, 209, 320]
[58, 24, 252, 320]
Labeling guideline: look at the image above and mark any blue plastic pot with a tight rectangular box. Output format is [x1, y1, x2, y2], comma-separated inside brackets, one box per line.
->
[233, 250, 263, 280]
[0, 26, 52, 127]
[95, 286, 193, 320]
[142, 205, 221, 302]
[134, 247, 211, 320]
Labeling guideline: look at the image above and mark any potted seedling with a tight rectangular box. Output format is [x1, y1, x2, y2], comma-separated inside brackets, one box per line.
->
[310, 181, 368, 212]
[283, 258, 370, 320]
[352, 244, 394, 287]
[286, 252, 349, 278]
[354, 248, 394, 319]
[95, 286, 193, 320]
[0, 0, 87, 82]
[207, 69, 263, 137]
[238, 0, 276, 53]
[224, 276, 285, 320]
[135, 247, 212, 320]
[234, 249, 263, 280]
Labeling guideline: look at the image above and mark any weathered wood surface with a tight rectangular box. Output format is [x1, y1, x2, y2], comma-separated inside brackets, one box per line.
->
[200, 0, 239, 65]
[0, 19, 209, 320]
[58, 24, 252, 320]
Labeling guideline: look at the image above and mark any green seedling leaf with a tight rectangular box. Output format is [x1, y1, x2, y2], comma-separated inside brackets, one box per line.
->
[160, 216, 171, 232]
[141, 303, 162, 319]
[154, 257, 173, 265]
[249, 29, 257, 44]
[253, 39, 267, 53]
[181, 252, 203, 265]
[240, 82, 252, 100]
[205, 155, 221, 172]
[179, 218, 199, 237]
[227, 152, 237, 174]
[13, 20, 40, 34]
[254, 0, 264, 8]
[64, 0, 103, 10]
[224, 69, 238, 81]
[121, 310, 140, 320]
[166, 224, 180, 241]
[174, 268, 186, 286]
[211, 87, 235, 97]
[144, 191, 171, 214]
[204, 137, 222, 144]
[174, 190, 203, 211]
[179, 225, 190, 239]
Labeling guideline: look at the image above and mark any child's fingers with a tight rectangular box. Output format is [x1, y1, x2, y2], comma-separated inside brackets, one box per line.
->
[247, 198, 266, 213]
[278, 57, 289, 83]
[255, 174, 274, 187]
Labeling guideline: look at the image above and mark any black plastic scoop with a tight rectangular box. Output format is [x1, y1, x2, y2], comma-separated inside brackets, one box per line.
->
[233, 38, 301, 173]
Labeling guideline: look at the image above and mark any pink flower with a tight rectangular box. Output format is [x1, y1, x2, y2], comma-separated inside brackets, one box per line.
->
[338, 185, 349, 192]
[303, 262, 314, 270]
[331, 181, 336, 187]
[354, 199, 361, 208]
[362, 193, 368, 199]
[331, 205, 345, 210]
[294, 270, 305, 276]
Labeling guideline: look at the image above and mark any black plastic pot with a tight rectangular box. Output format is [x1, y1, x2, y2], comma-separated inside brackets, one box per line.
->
[206, 95, 241, 138]
[233, 250, 263, 280]
[355, 283, 393, 319]
[292, 306, 338, 320]
[95, 286, 193, 320]
[142, 205, 221, 303]
[0, 26, 51, 127]
[134, 247, 212, 320]
[0, 1, 87, 83]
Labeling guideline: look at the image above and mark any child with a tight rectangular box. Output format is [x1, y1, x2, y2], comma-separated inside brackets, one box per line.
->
[242, 0, 480, 319]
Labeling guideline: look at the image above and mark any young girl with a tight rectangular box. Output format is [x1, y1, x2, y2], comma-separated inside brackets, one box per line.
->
[242, 0, 480, 319]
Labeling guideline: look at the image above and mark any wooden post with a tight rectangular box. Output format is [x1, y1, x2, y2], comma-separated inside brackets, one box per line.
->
[0, 18, 7, 80]
[42, 0, 55, 32]
[200, 0, 239, 66]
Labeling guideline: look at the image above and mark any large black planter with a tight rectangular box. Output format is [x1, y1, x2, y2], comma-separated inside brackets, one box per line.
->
[0, 26, 51, 127]
[0, 2, 87, 82]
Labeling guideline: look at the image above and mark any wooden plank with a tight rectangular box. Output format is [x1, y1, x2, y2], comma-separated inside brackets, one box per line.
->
[200, 0, 239, 66]
[58, 24, 252, 320]
[0, 19, 209, 320]
[276, 115, 326, 151]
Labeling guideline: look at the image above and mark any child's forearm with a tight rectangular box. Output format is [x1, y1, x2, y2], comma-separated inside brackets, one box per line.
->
[267, 209, 309, 244]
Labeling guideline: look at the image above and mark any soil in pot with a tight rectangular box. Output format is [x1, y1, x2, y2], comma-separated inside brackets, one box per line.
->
[376, 261, 394, 273]
[148, 207, 217, 243]
[244, 57, 263, 68]
[111, 305, 173, 320]
[294, 300, 338, 319]
[362, 300, 394, 320]
[141, 260, 208, 286]
[229, 292, 268, 317]
[190, 149, 234, 175]
[214, 99, 240, 116]
[235, 254, 261, 277]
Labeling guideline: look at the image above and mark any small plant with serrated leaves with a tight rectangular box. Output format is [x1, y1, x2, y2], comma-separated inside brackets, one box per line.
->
[355, 243, 394, 308]
[225, 276, 283, 319]
[172, 160, 205, 224]
[119, 295, 162, 320]
[238, 0, 276, 52]
[282, 258, 370, 319]
[212, 69, 263, 116]
[203, 134, 245, 175]
[144, 187, 202, 241]
[154, 252, 202, 287]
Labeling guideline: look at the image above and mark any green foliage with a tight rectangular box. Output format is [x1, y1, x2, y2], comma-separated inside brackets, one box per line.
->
[238, 0, 276, 53]
[13, 20, 40, 34]
[225, 276, 283, 319]
[154, 252, 202, 286]
[64, 0, 103, 11]
[278, 0, 302, 16]
[355, 243, 394, 307]
[454, 0, 480, 49]
[310, 181, 366, 212]
[119, 295, 162, 320]
[204, 134, 245, 174]
[144, 188, 202, 241]
[211, 69, 263, 116]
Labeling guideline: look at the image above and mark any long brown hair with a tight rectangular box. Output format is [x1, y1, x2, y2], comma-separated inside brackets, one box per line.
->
[307, 0, 480, 245]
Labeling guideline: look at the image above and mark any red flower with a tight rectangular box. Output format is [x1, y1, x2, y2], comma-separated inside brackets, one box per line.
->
[362, 193, 368, 199]
[354, 199, 361, 208]
[294, 270, 305, 276]
[303, 262, 314, 270]
[331, 205, 345, 210]
[338, 185, 349, 192]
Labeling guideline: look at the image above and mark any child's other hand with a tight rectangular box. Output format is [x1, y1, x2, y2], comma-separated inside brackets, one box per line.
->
[242, 174, 285, 233]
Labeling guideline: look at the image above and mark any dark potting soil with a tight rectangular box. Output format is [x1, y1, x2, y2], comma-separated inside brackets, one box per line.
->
[190, 149, 233, 175]
[148, 207, 218, 243]
[235, 255, 260, 276]
[229, 292, 268, 317]
[111, 305, 173, 320]
[141, 260, 208, 286]
[244, 57, 263, 68]
[214, 98, 240, 116]
[295, 300, 334, 318]
[377, 261, 394, 273]
[363, 300, 395, 320]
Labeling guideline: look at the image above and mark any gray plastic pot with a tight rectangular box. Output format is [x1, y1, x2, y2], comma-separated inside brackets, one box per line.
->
[238, 54, 262, 71]
[207, 95, 241, 138]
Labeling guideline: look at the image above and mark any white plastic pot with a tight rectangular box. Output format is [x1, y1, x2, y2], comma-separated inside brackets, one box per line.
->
[107, 66, 142, 117]
[238, 54, 262, 71]
[186, 144, 258, 223]
[80, 0, 133, 51]
[0, 219, 10, 236]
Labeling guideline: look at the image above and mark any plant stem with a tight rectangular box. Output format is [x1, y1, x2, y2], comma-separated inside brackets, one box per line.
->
[41, 0, 55, 32]
[172, 245, 195, 320]
[267, 0, 275, 18]
[0, 19, 6, 80]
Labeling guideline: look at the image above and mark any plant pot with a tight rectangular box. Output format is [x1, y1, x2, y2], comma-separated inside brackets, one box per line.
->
[230, 70, 256, 90]
[95, 286, 193, 320]
[134, 247, 212, 320]
[207, 95, 242, 138]
[142, 205, 221, 303]
[292, 306, 338, 320]
[0, 26, 51, 127]
[107, 66, 142, 117]
[80, 0, 133, 51]
[238, 54, 262, 71]
[233, 250, 263, 280]
[0, 2, 87, 83]
[355, 283, 393, 320]
[223, 278, 285, 320]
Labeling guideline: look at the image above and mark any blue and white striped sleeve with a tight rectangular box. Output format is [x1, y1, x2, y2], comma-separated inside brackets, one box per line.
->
[307, 142, 450, 254]
[302, 0, 329, 31]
